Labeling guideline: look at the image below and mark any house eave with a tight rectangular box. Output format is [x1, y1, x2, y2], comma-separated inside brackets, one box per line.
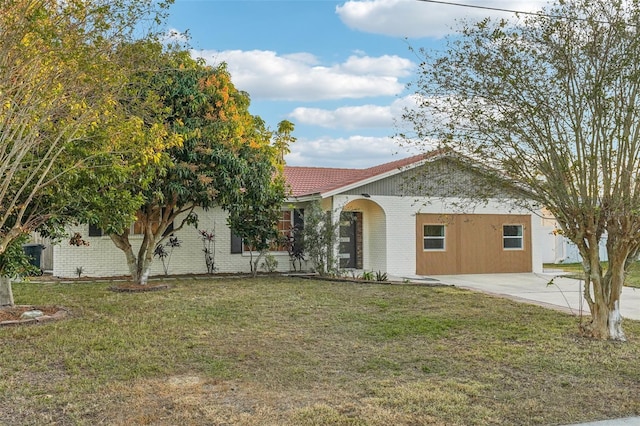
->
[285, 194, 323, 203]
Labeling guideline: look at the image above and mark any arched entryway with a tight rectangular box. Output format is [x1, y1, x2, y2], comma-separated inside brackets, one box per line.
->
[339, 199, 387, 272]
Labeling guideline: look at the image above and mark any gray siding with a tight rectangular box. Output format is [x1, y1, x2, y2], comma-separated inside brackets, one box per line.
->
[342, 158, 510, 198]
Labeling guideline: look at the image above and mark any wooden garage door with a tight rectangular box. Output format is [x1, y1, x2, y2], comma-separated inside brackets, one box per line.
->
[415, 214, 532, 275]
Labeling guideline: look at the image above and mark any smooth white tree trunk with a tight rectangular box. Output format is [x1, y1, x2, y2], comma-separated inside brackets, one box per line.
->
[0, 275, 14, 306]
[608, 300, 626, 341]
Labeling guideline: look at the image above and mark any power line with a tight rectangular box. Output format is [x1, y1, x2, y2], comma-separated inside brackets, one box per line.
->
[415, 0, 546, 18]
[414, 0, 621, 26]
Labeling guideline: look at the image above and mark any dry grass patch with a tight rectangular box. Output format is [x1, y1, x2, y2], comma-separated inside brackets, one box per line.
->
[1, 277, 640, 425]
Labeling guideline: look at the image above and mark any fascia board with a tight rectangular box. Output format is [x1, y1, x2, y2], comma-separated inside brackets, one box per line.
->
[285, 194, 323, 203]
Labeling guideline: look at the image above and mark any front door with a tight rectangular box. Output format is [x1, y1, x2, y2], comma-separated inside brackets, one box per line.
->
[339, 212, 359, 269]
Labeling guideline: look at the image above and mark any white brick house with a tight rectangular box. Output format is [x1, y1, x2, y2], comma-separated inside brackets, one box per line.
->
[50, 150, 549, 278]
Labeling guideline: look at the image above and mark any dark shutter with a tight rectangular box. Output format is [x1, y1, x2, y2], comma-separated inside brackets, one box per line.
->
[88, 224, 103, 237]
[293, 209, 304, 230]
[231, 232, 243, 254]
[163, 220, 174, 236]
[292, 209, 304, 254]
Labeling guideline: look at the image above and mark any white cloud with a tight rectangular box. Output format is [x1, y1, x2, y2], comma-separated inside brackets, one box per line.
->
[289, 96, 414, 130]
[286, 135, 423, 168]
[193, 49, 414, 102]
[336, 0, 549, 39]
[390, 94, 418, 118]
[338, 54, 414, 77]
[289, 105, 392, 129]
[164, 28, 190, 44]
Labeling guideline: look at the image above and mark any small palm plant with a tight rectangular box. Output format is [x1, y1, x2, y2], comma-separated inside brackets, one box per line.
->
[153, 236, 182, 275]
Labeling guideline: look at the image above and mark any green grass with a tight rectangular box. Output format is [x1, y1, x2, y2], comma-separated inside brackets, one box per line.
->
[2, 276, 640, 425]
[545, 261, 640, 288]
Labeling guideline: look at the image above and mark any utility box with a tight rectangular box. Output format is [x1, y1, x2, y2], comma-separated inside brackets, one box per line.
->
[22, 243, 45, 274]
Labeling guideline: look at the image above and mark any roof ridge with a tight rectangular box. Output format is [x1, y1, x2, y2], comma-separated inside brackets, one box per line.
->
[284, 165, 358, 171]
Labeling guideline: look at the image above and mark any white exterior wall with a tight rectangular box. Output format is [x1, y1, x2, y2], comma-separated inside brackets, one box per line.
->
[52, 207, 294, 278]
[366, 205, 387, 272]
[528, 211, 549, 273]
[539, 225, 559, 264]
[52, 196, 551, 278]
[333, 195, 546, 276]
[335, 195, 413, 276]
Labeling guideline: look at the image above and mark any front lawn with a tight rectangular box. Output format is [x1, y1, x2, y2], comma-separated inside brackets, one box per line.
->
[1, 277, 640, 425]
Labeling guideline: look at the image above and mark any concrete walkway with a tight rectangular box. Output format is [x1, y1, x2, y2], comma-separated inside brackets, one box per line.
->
[563, 418, 640, 426]
[397, 271, 640, 426]
[402, 271, 640, 321]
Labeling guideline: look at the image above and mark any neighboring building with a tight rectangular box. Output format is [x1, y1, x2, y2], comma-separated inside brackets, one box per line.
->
[537, 208, 609, 265]
[552, 234, 609, 265]
[50, 150, 551, 278]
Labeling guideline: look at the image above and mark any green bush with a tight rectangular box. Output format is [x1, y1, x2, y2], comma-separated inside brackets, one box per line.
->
[0, 234, 40, 277]
[261, 254, 278, 273]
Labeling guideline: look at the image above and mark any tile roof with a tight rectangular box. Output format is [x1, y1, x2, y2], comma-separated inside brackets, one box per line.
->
[284, 151, 439, 198]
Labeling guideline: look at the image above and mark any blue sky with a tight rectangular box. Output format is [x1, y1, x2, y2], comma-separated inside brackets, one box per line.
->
[166, 0, 548, 168]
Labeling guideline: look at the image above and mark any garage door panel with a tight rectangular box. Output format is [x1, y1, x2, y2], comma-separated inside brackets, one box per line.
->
[415, 215, 457, 275]
[416, 214, 532, 275]
[458, 215, 497, 274]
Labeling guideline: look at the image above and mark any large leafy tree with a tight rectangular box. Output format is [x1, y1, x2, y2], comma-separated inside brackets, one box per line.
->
[401, 0, 640, 340]
[273, 119, 296, 169]
[226, 121, 292, 276]
[0, 0, 172, 304]
[103, 48, 277, 284]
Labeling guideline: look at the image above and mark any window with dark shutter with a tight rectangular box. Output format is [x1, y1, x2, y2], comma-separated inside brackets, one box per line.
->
[293, 209, 304, 229]
[231, 232, 243, 254]
[88, 224, 103, 237]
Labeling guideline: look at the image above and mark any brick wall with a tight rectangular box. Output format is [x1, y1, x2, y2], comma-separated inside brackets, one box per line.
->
[52, 207, 298, 278]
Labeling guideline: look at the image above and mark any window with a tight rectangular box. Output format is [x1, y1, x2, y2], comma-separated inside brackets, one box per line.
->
[423, 225, 445, 250]
[503, 225, 523, 249]
[131, 208, 173, 236]
[232, 209, 304, 254]
[273, 210, 292, 251]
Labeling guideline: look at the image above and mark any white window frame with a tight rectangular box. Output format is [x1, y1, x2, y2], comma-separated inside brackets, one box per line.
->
[503, 224, 524, 250]
[423, 224, 446, 251]
[273, 209, 293, 253]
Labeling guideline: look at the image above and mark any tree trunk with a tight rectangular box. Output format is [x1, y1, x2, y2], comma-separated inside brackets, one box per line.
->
[0, 275, 14, 307]
[251, 251, 266, 278]
[137, 239, 155, 285]
[580, 248, 626, 341]
[581, 284, 625, 341]
[110, 233, 154, 285]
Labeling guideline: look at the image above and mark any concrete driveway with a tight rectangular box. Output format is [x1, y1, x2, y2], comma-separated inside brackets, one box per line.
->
[403, 272, 640, 321]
